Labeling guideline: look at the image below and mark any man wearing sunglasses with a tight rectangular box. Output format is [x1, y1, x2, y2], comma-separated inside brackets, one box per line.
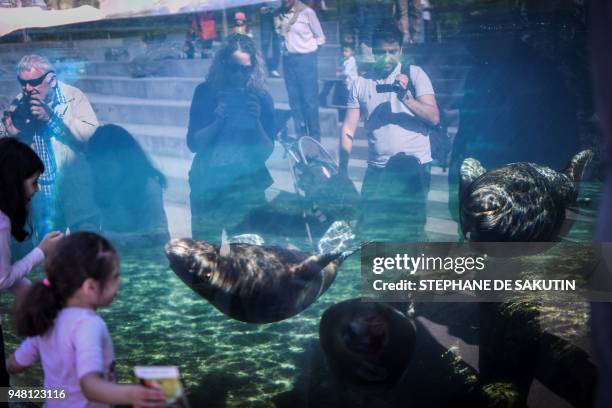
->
[1, 54, 99, 239]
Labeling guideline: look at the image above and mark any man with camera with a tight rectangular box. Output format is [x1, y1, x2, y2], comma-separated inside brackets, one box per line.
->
[1, 54, 99, 238]
[339, 24, 439, 240]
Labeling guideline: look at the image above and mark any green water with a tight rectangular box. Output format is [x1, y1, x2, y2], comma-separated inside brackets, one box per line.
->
[0, 181, 602, 407]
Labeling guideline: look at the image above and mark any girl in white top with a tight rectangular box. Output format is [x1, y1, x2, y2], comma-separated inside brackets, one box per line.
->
[7, 232, 167, 408]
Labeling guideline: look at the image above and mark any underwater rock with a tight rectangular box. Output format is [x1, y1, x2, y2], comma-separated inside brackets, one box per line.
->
[319, 299, 417, 389]
[165, 223, 360, 323]
[460, 150, 593, 241]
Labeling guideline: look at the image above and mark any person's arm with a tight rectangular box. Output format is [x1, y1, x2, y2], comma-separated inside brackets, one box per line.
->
[339, 108, 360, 176]
[258, 91, 277, 142]
[396, 69, 440, 126]
[80, 373, 166, 407]
[32, 87, 99, 146]
[306, 8, 326, 46]
[0, 227, 63, 291]
[186, 83, 222, 153]
[402, 93, 439, 126]
[7, 355, 28, 375]
[9, 337, 40, 375]
[244, 92, 275, 162]
[52, 89, 99, 144]
[0, 224, 42, 290]
[75, 316, 166, 407]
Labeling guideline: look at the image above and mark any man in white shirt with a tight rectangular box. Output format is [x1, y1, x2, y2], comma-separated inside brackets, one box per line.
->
[339, 24, 439, 240]
[275, 0, 325, 140]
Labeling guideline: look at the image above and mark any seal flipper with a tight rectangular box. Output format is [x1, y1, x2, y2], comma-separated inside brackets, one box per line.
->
[564, 149, 593, 183]
[460, 158, 486, 194]
[296, 240, 370, 280]
[220, 229, 230, 257]
[317, 220, 356, 255]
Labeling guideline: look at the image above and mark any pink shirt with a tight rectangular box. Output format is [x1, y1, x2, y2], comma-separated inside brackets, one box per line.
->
[15, 307, 116, 408]
[0, 210, 43, 292]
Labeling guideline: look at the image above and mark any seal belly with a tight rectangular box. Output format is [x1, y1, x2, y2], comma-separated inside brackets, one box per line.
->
[165, 241, 344, 323]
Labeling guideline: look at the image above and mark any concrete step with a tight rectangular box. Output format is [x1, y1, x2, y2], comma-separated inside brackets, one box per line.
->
[0, 38, 144, 65]
[110, 120, 449, 192]
[157, 157, 457, 240]
[147, 142, 449, 195]
[89, 93, 339, 137]
[85, 59, 212, 78]
[116, 122, 370, 163]
[83, 55, 474, 80]
[70, 75, 465, 107]
[69, 76, 203, 101]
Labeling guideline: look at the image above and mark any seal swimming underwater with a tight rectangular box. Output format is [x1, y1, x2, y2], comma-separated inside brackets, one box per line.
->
[319, 299, 417, 389]
[460, 150, 593, 242]
[165, 222, 360, 323]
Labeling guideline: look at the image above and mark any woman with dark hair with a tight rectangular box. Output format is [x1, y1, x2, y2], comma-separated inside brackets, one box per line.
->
[0, 137, 62, 399]
[0, 138, 62, 293]
[87, 124, 170, 247]
[186, 33, 276, 240]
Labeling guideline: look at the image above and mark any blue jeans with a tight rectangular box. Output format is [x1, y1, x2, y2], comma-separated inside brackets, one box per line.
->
[283, 51, 321, 140]
[359, 155, 430, 241]
[260, 13, 280, 71]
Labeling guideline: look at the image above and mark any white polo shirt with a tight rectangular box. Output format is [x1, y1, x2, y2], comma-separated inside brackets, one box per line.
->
[347, 63, 435, 167]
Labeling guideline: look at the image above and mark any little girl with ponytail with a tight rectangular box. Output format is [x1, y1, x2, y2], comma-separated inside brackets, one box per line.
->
[7, 232, 166, 408]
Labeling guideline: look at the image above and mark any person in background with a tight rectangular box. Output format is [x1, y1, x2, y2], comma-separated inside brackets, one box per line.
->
[1, 54, 99, 239]
[232, 11, 253, 38]
[86, 124, 170, 248]
[395, 0, 424, 44]
[275, 0, 325, 140]
[307, 0, 327, 12]
[355, 0, 392, 60]
[422, 0, 433, 42]
[259, 2, 282, 77]
[339, 24, 439, 241]
[186, 34, 275, 240]
[341, 42, 358, 88]
[0, 138, 62, 405]
[192, 11, 217, 58]
[8, 232, 167, 408]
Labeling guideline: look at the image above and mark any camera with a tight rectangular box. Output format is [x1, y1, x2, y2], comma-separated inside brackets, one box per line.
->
[7, 93, 41, 133]
[376, 81, 407, 99]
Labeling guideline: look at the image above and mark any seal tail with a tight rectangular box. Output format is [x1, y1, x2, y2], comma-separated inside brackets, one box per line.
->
[564, 150, 593, 183]
[318, 220, 356, 255]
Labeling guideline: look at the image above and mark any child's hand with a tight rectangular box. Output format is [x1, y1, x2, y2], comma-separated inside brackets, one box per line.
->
[126, 385, 167, 408]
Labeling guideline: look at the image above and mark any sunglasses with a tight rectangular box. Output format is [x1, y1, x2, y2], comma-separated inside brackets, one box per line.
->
[230, 64, 254, 74]
[17, 71, 53, 87]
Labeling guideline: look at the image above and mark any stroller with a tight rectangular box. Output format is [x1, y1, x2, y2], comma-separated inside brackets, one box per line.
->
[279, 134, 360, 245]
